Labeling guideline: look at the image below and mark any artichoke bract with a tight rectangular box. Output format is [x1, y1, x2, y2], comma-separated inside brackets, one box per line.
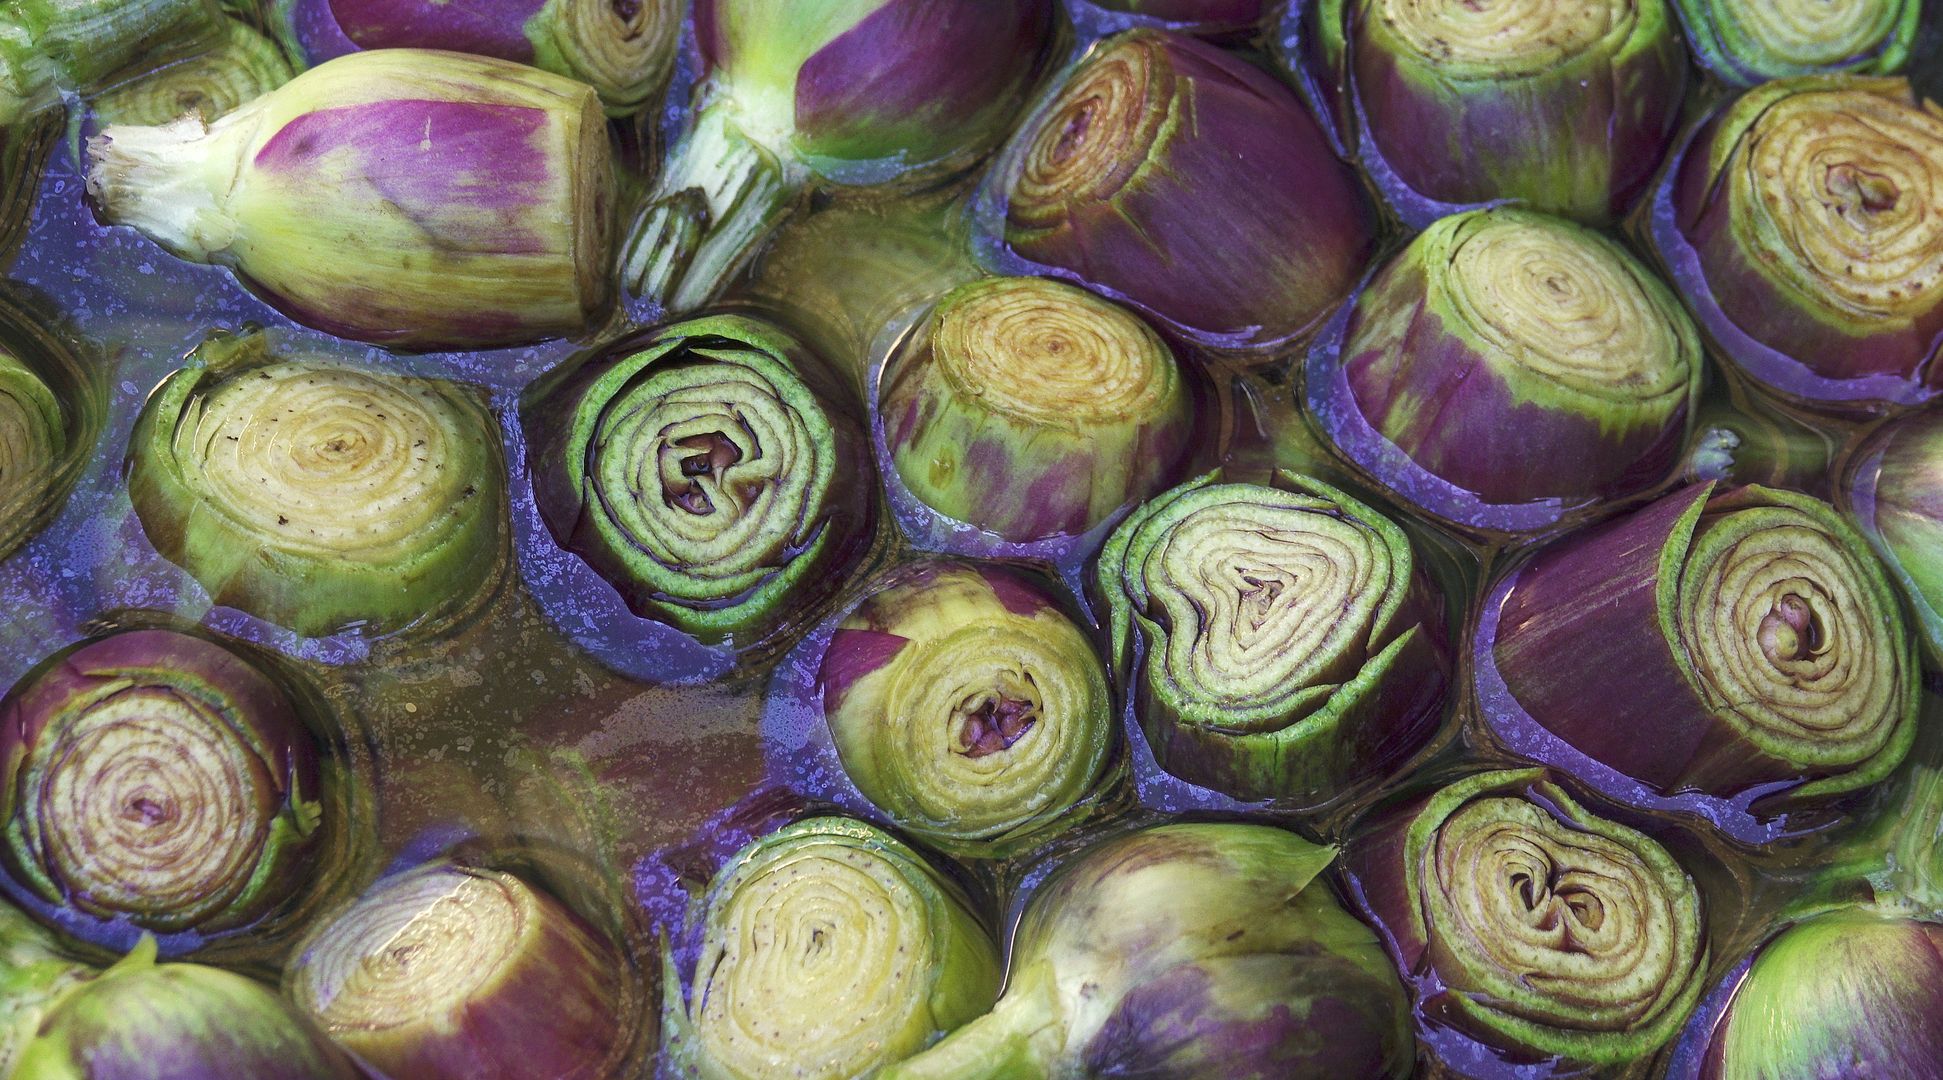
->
[998, 29, 1375, 355]
[1344, 769, 1708, 1065]
[0, 349, 64, 563]
[1475, 482, 1919, 835]
[1670, 909, 1943, 1079]
[1652, 76, 1943, 410]
[882, 823, 1414, 1079]
[818, 563, 1118, 858]
[0, 629, 333, 956]
[85, 48, 614, 350]
[882, 277, 1192, 542]
[1098, 472, 1449, 804]
[13, 937, 360, 1080]
[524, 314, 872, 650]
[88, 17, 292, 128]
[666, 816, 1001, 1079]
[128, 334, 506, 639]
[0, 0, 226, 122]
[0, 903, 94, 1076]
[285, 0, 680, 114]
[1300, 0, 1685, 225]
[1840, 406, 1943, 670]
[1673, 0, 1919, 86]
[1310, 207, 1701, 535]
[621, 0, 1052, 312]
[287, 862, 634, 1080]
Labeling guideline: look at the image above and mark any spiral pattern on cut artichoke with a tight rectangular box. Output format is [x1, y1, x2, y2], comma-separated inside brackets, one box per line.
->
[89, 19, 291, 128]
[1707, 0, 1904, 70]
[1011, 35, 1166, 219]
[0, 351, 62, 529]
[548, 0, 680, 112]
[1376, 0, 1634, 73]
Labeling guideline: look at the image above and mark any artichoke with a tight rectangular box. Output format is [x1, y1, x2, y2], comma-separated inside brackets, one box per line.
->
[0, 902, 94, 1075]
[621, 0, 1052, 312]
[818, 562, 1119, 858]
[1477, 482, 1919, 832]
[882, 277, 1192, 542]
[1840, 405, 1943, 669]
[12, 936, 361, 1079]
[1308, 206, 1702, 536]
[86, 48, 614, 350]
[1673, 0, 1919, 86]
[665, 816, 1001, 1079]
[87, 16, 292, 128]
[1299, 0, 1686, 225]
[1344, 768, 1708, 1064]
[0, 348, 64, 563]
[0, 0, 227, 122]
[882, 822, 1414, 1079]
[1097, 471, 1449, 803]
[1652, 76, 1943, 410]
[0, 629, 339, 957]
[997, 28, 1375, 355]
[287, 861, 636, 1080]
[523, 313, 872, 650]
[127, 332, 506, 638]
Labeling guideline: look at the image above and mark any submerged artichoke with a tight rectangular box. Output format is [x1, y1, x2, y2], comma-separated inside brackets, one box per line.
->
[666, 816, 1001, 1079]
[0, 629, 333, 956]
[289, 0, 680, 113]
[1309, 206, 1701, 535]
[622, 0, 1052, 312]
[1673, 909, 1943, 1078]
[88, 16, 292, 128]
[1653, 76, 1943, 409]
[818, 563, 1119, 858]
[1477, 482, 1918, 824]
[882, 277, 1192, 542]
[1345, 769, 1708, 1065]
[883, 822, 1414, 1079]
[524, 313, 872, 649]
[0, 349, 64, 562]
[128, 334, 506, 638]
[287, 862, 635, 1080]
[0, 902, 94, 1075]
[86, 48, 614, 350]
[999, 29, 1374, 354]
[1840, 406, 1943, 670]
[0, 0, 226, 122]
[1098, 472, 1449, 804]
[1673, 0, 1919, 86]
[13, 937, 360, 1080]
[1300, 0, 1686, 224]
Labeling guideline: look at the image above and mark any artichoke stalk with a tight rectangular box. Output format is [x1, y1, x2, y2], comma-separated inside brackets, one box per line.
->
[1840, 405, 1943, 670]
[279, 0, 681, 115]
[1297, 0, 1686, 225]
[0, 349, 64, 563]
[881, 277, 1193, 542]
[1670, 908, 1943, 1078]
[1308, 206, 1702, 535]
[1679, 392, 1839, 499]
[0, 0, 227, 123]
[997, 29, 1375, 355]
[1476, 482, 1919, 825]
[0, 902, 94, 1076]
[1344, 768, 1708, 1065]
[0, 629, 335, 957]
[665, 816, 1001, 1080]
[87, 16, 292, 129]
[620, 0, 1053, 313]
[523, 313, 872, 650]
[1652, 76, 1943, 410]
[1097, 471, 1449, 804]
[127, 332, 506, 639]
[13, 936, 361, 1080]
[818, 563, 1120, 859]
[1673, 0, 1920, 87]
[287, 861, 636, 1080]
[881, 822, 1414, 1079]
[85, 48, 614, 350]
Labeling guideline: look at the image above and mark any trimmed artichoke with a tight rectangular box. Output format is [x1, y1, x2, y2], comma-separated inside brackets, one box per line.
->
[127, 333, 506, 638]
[1098, 471, 1449, 804]
[1345, 769, 1708, 1065]
[621, 0, 1052, 312]
[882, 822, 1414, 1079]
[87, 16, 292, 128]
[818, 563, 1119, 858]
[85, 48, 614, 350]
[523, 313, 872, 650]
[1840, 405, 1943, 670]
[1673, 0, 1919, 86]
[1309, 206, 1701, 535]
[666, 816, 1001, 1079]
[0, 0, 226, 122]
[882, 277, 1192, 542]
[0, 629, 335, 956]
[1477, 482, 1919, 826]
[0, 349, 64, 563]
[1652, 76, 1943, 410]
[999, 28, 1375, 354]
[287, 861, 635, 1080]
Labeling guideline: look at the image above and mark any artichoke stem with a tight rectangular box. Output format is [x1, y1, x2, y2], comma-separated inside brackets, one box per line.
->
[85, 115, 241, 262]
[620, 103, 797, 311]
[879, 967, 1061, 1080]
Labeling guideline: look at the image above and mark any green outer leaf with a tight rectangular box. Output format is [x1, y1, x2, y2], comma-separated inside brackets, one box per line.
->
[0, 903, 93, 1075]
